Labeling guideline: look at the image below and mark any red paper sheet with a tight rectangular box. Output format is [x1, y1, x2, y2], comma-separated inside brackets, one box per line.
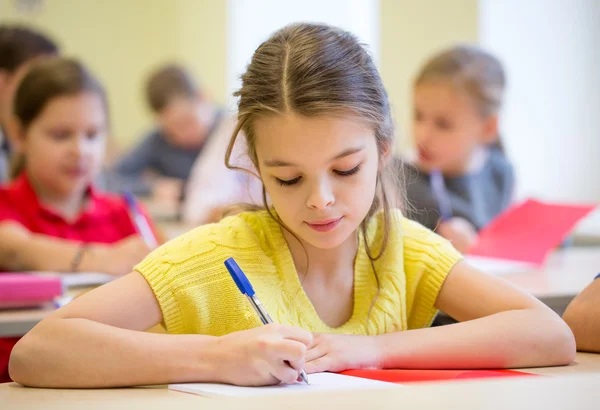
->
[339, 368, 536, 384]
[467, 199, 596, 265]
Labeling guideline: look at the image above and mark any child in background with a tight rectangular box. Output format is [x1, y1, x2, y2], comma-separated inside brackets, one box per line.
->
[0, 25, 58, 182]
[405, 46, 514, 253]
[182, 111, 262, 225]
[111, 64, 226, 201]
[0, 58, 158, 382]
[10, 24, 573, 389]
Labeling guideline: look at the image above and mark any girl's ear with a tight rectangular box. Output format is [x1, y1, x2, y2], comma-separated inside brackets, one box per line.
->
[378, 140, 393, 171]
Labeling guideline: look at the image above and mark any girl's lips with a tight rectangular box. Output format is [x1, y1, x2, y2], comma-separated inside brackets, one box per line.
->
[306, 217, 343, 232]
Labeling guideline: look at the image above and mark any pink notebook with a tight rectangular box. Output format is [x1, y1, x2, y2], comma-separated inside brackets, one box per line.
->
[468, 199, 596, 266]
[0, 273, 63, 308]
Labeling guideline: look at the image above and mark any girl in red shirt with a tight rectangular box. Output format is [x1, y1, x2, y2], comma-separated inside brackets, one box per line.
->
[0, 57, 159, 382]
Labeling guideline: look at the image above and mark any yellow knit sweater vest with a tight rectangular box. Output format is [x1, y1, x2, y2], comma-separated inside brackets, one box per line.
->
[135, 209, 462, 335]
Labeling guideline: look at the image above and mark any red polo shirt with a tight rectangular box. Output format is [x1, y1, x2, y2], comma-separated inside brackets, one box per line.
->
[0, 173, 153, 242]
[0, 173, 157, 383]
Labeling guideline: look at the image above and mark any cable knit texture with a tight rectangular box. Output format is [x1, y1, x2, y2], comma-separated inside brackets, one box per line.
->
[135, 209, 462, 336]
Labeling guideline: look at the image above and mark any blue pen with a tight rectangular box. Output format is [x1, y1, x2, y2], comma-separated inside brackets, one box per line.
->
[123, 191, 158, 248]
[430, 168, 452, 222]
[224, 257, 309, 385]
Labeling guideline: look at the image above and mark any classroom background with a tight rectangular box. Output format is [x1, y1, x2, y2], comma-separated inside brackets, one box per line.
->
[2, 0, 600, 407]
[3, 0, 599, 203]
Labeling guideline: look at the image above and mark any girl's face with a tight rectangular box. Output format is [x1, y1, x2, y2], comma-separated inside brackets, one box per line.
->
[413, 81, 498, 175]
[17, 92, 107, 198]
[254, 113, 381, 251]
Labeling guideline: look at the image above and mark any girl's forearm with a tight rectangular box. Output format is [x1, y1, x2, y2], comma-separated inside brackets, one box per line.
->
[375, 309, 575, 369]
[9, 317, 222, 388]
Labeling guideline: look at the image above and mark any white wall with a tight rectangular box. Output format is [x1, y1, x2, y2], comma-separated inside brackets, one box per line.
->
[480, 0, 600, 203]
[227, 0, 380, 108]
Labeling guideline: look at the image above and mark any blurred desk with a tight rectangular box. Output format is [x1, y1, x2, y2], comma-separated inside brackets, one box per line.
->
[0, 288, 91, 337]
[0, 306, 54, 337]
[141, 199, 181, 222]
[573, 207, 600, 246]
[500, 247, 600, 311]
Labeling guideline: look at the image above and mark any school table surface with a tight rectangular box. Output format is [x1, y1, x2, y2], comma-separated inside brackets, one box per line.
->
[1, 247, 599, 337]
[1, 353, 599, 410]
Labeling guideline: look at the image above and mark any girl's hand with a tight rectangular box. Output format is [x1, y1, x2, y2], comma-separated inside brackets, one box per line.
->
[215, 324, 312, 386]
[305, 333, 381, 374]
[437, 217, 478, 253]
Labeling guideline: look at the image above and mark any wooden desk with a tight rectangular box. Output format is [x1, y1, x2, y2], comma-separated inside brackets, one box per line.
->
[0, 306, 54, 337]
[0, 288, 91, 337]
[1, 353, 599, 410]
[500, 247, 600, 311]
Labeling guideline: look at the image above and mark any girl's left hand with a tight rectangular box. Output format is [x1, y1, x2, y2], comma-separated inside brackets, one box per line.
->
[304, 333, 381, 373]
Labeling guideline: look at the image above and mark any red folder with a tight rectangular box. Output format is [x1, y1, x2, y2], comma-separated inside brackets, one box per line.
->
[467, 199, 596, 266]
[339, 368, 535, 384]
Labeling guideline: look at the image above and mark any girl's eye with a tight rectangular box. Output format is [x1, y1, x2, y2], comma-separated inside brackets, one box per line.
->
[435, 118, 452, 130]
[334, 164, 361, 177]
[49, 131, 71, 141]
[275, 176, 301, 186]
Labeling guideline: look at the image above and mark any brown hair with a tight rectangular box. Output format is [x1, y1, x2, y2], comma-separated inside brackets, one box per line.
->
[145, 64, 199, 113]
[225, 23, 404, 271]
[10, 57, 107, 179]
[415, 45, 506, 118]
[0, 25, 58, 73]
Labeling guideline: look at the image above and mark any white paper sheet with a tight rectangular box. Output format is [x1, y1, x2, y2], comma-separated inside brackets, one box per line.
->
[169, 372, 397, 397]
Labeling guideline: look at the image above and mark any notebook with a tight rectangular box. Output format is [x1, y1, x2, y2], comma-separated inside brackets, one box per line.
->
[0, 273, 63, 308]
[34, 272, 115, 288]
[168, 372, 397, 397]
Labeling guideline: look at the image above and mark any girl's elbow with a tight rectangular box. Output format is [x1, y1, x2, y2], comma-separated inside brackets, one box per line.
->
[8, 328, 52, 387]
[8, 338, 35, 386]
[548, 317, 577, 365]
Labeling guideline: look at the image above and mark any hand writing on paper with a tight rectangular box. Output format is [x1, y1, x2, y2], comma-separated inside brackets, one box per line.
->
[216, 324, 312, 386]
[305, 333, 381, 374]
